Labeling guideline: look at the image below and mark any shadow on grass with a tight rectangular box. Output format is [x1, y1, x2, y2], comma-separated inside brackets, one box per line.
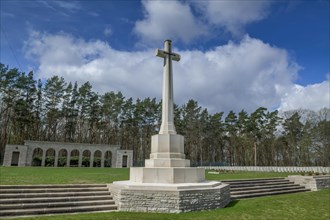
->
[226, 200, 240, 208]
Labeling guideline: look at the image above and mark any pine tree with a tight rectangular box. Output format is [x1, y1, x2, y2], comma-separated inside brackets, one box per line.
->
[43, 76, 66, 141]
[224, 110, 238, 165]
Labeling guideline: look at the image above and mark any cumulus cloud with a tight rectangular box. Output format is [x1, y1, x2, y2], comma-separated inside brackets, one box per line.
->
[195, 1, 272, 36]
[24, 31, 328, 113]
[175, 36, 299, 112]
[134, 0, 207, 44]
[134, 0, 272, 44]
[279, 81, 330, 112]
[24, 31, 161, 98]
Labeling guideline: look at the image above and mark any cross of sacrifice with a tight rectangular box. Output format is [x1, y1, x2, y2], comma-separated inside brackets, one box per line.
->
[156, 40, 181, 135]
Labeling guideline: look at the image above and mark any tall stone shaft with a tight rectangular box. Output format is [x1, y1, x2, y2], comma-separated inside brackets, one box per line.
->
[156, 40, 180, 135]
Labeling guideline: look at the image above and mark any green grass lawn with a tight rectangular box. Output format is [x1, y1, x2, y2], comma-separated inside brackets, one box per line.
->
[8, 189, 330, 220]
[0, 167, 329, 220]
[0, 167, 301, 185]
[0, 167, 129, 185]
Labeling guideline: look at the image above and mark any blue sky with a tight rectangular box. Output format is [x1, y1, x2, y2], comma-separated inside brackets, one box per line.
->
[1, 0, 329, 113]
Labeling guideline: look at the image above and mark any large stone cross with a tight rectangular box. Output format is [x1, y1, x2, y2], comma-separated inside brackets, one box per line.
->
[156, 40, 180, 135]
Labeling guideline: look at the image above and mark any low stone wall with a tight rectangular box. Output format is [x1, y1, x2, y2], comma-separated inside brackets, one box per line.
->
[287, 175, 330, 191]
[201, 166, 330, 174]
[110, 182, 230, 213]
[179, 185, 231, 212]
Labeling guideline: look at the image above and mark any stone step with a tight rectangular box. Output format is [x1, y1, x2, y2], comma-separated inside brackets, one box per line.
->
[228, 181, 292, 189]
[231, 185, 306, 195]
[222, 177, 285, 182]
[0, 204, 117, 217]
[0, 187, 108, 194]
[313, 175, 330, 179]
[230, 183, 297, 191]
[223, 178, 288, 185]
[0, 184, 118, 218]
[231, 188, 310, 199]
[0, 184, 107, 189]
[0, 191, 110, 199]
[0, 199, 115, 210]
[224, 177, 311, 199]
[0, 195, 112, 205]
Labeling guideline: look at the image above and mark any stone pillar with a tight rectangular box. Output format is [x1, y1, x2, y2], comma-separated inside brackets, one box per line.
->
[90, 152, 94, 168]
[41, 149, 46, 167]
[67, 151, 71, 167]
[78, 151, 83, 167]
[111, 151, 115, 168]
[101, 152, 105, 168]
[26, 146, 33, 166]
[54, 150, 59, 167]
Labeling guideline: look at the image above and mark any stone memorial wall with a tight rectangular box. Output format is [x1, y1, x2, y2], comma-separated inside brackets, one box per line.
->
[3, 140, 133, 168]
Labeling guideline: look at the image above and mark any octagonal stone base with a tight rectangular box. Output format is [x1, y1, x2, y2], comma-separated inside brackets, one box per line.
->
[110, 181, 231, 213]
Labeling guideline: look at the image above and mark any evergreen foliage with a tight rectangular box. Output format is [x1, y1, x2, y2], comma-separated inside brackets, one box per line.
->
[0, 63, 329, 166]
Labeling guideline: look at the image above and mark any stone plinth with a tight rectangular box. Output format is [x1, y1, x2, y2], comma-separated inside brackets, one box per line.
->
[146, 134, 189, 167]
[130, 167, 205, 184]
[110, 181, 231, 213]
[131, 134, 204, 184]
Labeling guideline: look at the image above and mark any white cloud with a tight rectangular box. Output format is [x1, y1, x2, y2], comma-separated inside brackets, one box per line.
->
[104, 27, 112, 37]
[195, 1, 272, 36]
[175, 36, 299, 112]
[24, 31, 328, 113]
[134, 0, 272, 44]
[53, 1, 81, 12]
[89, 12, 100, 17]
[279, 81, 330, 112]
[24, 31, 161, 98]
[134, 0, 207, 44]
[1, 12, 15, 18]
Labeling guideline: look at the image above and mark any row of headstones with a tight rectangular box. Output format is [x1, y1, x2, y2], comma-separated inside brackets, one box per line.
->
[201, 166, 330, 173]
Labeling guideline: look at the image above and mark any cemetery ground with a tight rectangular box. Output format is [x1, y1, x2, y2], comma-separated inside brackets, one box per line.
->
[0, 167, 329, 220]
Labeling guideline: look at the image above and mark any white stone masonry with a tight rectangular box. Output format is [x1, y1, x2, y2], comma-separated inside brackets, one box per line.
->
[110, 40, 230, 213]
[129, 40, 204, 183]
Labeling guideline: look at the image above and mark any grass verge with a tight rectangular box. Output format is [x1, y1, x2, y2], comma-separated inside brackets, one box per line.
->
[0, 167, 301, 185]
[15, 189, 330, 220]
[0, 167, 329, 219]
[0, 167, 129, 185]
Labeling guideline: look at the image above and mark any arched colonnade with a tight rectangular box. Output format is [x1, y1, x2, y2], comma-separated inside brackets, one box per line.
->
[3, 141, 133, 168]
[31, 147, 113, 167]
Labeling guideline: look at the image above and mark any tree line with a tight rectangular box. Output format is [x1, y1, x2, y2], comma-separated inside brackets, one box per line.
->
[1, 63, 329, 166]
